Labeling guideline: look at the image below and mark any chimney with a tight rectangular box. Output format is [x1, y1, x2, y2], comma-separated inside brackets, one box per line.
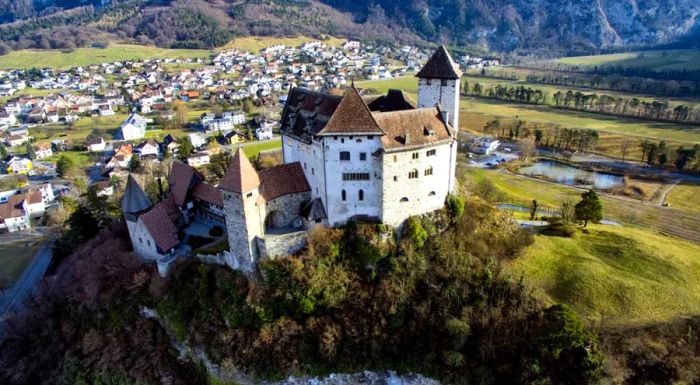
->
[440, 110, 449, 124]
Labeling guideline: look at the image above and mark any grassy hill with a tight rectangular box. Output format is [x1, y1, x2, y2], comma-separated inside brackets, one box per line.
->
[0, 43, 211, 69]
[509, 224, 700, 324]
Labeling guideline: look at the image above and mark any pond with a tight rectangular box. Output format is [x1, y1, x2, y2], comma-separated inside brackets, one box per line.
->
[518, 159, 624, 189]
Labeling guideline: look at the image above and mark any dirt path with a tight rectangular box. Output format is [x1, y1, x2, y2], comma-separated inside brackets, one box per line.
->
[656, 180, 679, 206]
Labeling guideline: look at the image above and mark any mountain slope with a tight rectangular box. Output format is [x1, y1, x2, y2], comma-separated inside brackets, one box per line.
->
[0, 0, 698, 54]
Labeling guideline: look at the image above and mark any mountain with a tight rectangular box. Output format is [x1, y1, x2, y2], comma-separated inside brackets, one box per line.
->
[0, 0, 698, 54]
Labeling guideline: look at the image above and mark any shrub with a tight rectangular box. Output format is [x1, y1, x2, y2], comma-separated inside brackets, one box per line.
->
[403, 216, 428, 248]
[540, 223, 576, 238]
[446, 193, 465, 219]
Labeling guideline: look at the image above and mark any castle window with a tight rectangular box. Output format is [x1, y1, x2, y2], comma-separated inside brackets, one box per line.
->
[343, 172, 370, 181]
[341, 138, 345, 143]
[408, 169, 418, 179]
[349, 136, 353, 139]
[311, 168, 315, 175]
[356, 139, 362, 143]
[139, 237, 143, 243]
[304, 162, 307, 169]
[339, 151, 350, 161]
[393, 176, 398, 182]
[424, 167, 433, 176]
[426, 79, 432, 85]
[359, 152, 367, 161]
[247, 192, 253, 197]
[429, 191, 436, 196]
[334, 136, 338, 140]
[341, 189, 346, 201]
[358, 189, 364, 201]
[368, 135, 374, 139]
[412, 152, 419, 159]
[400, 197, 409, 202]
[441, 79, 448, 86]
[393, 155, 397, 162]
[147, 240, 151, 247]
[427, 149, 436, 157]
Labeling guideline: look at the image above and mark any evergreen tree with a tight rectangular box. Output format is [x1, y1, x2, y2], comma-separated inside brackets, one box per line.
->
[26, 142, 36, 160]
[0, 142, 7, 158]
[574, 190, 603, 227]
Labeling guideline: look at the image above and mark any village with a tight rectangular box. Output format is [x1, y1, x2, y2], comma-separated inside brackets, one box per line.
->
[0, 39, 499, 234]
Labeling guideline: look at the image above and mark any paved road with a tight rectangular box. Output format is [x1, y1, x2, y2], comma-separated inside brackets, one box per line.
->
[0, 242, 53, 338]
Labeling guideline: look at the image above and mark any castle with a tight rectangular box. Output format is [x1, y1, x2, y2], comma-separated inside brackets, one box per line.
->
[121, 46, 463, 274]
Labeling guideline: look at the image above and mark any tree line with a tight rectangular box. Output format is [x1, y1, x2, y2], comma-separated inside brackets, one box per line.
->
[464, 81, 700, 124]
[474, 68, 700, 98]
[639, 139, 700, 172]
[483, 118, 600, 154]
[526, 59, 700, 82]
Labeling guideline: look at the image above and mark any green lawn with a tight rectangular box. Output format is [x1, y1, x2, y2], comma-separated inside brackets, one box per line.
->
[0, 43, 211, 70]
[239, 138, 282, 158]
[0, 241, 43, 288]
[459, 166, 700, 242]
[552, 49, 700, 71]
[665, 182, 700, 212]
[46, 150, 93, 168]
[509, 224, 700, 324]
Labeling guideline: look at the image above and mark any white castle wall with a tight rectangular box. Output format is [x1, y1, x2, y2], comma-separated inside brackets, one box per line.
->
[282, 136, 327, 200]
[322, 135, 383, 225]
[129, 218, 164, 260]
[380, 143, 454, 227]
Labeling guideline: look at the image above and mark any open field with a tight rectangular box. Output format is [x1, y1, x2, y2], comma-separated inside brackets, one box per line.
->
[0, 43, 211, 70]
[458, 165, 700, 242]
[222, 35, 345, 53]
[551, 49, 700, 71]
[239, 138, 282, 158]
[358, 76, 700, 146]
[508, 223, 700, 324]
[0, 240, 43, 288]
[664, 182, 700, 212]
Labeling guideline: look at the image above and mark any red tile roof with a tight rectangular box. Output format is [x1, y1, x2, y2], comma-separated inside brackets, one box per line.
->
[415, 45, 462, 79]
[139, 201, 180, 251]
[317, 86, 384, 136]
[259, 162, 310, 200]
[0, 194, 26, 220]
[372, 107, 454, 150]
[168, 161, 201, 207]
[219, 148, 260, 193]
[191, 182, 223, 206]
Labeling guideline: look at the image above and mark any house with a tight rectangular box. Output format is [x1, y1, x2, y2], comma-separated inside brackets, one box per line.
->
[223, 110, 246, 125]
[6, 134, 28, 147]
[136, 139, 160, 158]
[35, 145, 53, 159]
[0, 194, 30, 232]
[187, 152, 210, 168]
[224, 130, 246, 144]
[470, 137, 500, 154]
[87, 136, 106, 152]
[0, 112, 17, 126]
[255, 124, 273, 140]
[188, 132, 207, 149]
[5, 156, 33, 174]
[163, 135, 180, 155]
[51, 139, 67, 152]
[120, 113, 147, 141]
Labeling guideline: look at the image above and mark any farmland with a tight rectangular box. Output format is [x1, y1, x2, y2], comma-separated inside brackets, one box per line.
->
[551, 49, 700, 71]
[222, 35, 345, 53]
[0, 43, 211, 70]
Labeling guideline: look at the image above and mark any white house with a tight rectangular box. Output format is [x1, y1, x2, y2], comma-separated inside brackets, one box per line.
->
[120, 113, 147, 141]
[0, 113, 17, 126]
[223, 110, 246, 125]
[35, 145, 53, 159]
[187, 152, 211, 167]
[189, 132, 207, 149]
[87, 136, 106, 152]
[136, 139, 160, 158]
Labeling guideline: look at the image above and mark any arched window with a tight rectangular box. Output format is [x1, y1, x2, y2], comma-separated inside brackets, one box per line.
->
[408, 169, 418, 179]
[400, 197, 409, 202]
[428, 191, 436, 196]
[358, 189, 364, 201]
[341, 189, 346, 201]
[424, 167, 433, 176]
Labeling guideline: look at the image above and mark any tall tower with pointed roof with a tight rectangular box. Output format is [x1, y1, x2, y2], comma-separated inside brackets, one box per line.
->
[122, 174, 152, 236]
[219, 148, 265, 270]
[416, 45, 462, 192]
[416, 45, 462, 131]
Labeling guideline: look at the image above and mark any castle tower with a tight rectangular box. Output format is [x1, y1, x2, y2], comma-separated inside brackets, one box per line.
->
[121, 174, 152, 238]
[219, 148, 265, 271]
[416, 45, 462, 131]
